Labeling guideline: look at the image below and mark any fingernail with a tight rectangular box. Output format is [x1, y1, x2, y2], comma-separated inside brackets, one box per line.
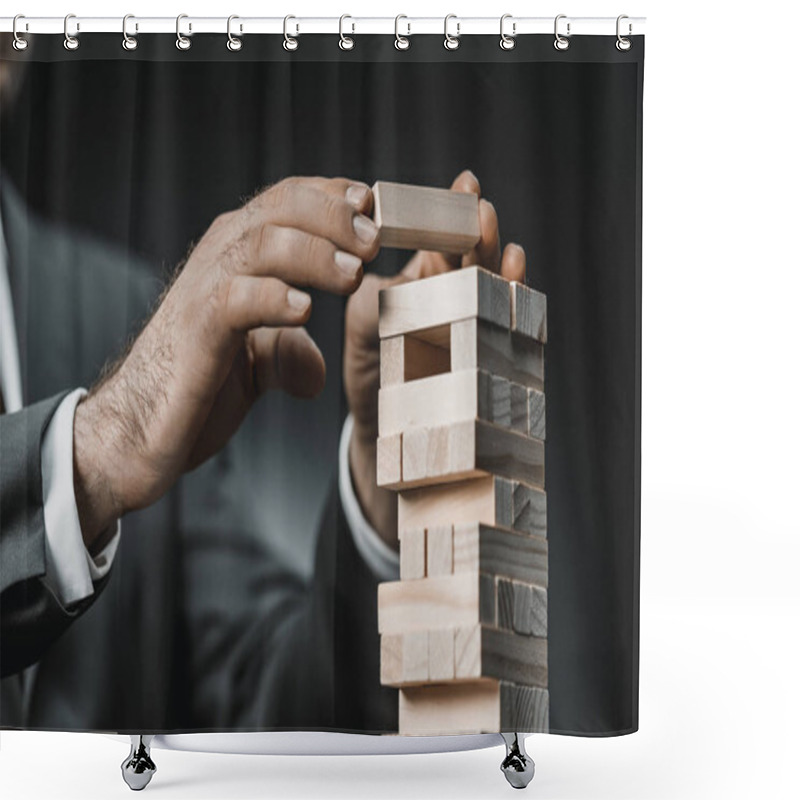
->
[353, 214, 378, 244]
[287, 288, 310, 312]
[346, 183, 370, 208]
[334, 250, 363, 280]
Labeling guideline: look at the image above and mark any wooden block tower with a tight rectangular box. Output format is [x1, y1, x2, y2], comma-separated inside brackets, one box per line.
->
[373, 181, 549, 735]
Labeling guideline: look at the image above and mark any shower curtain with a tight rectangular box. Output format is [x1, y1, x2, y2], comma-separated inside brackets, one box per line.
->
[0, 30, 643, 739]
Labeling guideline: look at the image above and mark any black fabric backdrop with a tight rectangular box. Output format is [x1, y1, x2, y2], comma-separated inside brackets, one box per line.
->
[1, 34, 643, 735]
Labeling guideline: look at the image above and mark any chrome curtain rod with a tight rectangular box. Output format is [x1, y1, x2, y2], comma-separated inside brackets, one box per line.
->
[1, 15, 646, 36]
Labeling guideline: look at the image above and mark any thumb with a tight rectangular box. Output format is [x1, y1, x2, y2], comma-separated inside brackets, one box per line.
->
[251, 327, 326, 399]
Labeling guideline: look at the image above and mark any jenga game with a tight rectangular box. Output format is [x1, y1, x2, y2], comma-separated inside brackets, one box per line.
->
[372, 181, 549, 735]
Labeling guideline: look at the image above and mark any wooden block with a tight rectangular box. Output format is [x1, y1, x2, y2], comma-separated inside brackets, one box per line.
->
[376, 433, 402, 487]
[398, 680, 549, 735]
[373, 181, 481, 253]
[380, 633, 404, 685]
[399, 528, 426, 580]
[403, 630, 429, 683]
[379, 336, 405, 387]
[379, 266, 510, 339]
[378, 573, 486, 634]
[426, 525, 453, 576]
[398, 475, 509, 531]
[450, 317, 544, 391]
[479, 573, 496, 626]
[428, 629, 455, 682]
[510, 281, 548, 343]
[528, 389, 546, 440]
[379, 370, 480, 437]
[490, 375, 511, 427]
[497, 579, 547, 637]
[510, 383, 529, 434]
[512, 482, 547, 539]
[450, 624, 548, 687]
[452, 523, 548, 588]
[395, 419, 544, 490]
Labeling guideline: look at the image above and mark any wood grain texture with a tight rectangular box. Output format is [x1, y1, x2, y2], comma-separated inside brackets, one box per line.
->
[373, 181, 481, 253]
[378, 266, 510, 339]
[377, 573, 483, 634]
[490, 375, 511, 427]
[510, 382, 529, 434]
[512, 482, 548, 539]
[395, 419, 544, 490]
[428, 628, 455, 682]
[379, 336, 405, 387]
[528, 389, 546, 440]
[398, 475, 498, 531]
[479, 573, 497, 626]
[452, 523, 548, 587]
[399, 527, 426, 580]
[510, 281, 548, 343]
[426, 525, 453, 576]
[398, 680, 549, 735]
[450, 317, 545, 391]
[376, 432, 402, 487]
[497, 579, 547, 637]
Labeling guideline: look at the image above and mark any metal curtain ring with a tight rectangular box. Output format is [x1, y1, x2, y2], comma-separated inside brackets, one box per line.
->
[12, 15, 28, 51]
[122, 14, 138, 51]
[227, 15, 242, 51]
[554, 14, 570, 51]
[395, 15, 410, 50]
[339, 14, 355, 50]
[176, 14, 191, 50]
[444, 14, 460, 50]
[500, 14, 516, 50]
[283, 15, 298, 51]
[616, 14, 632, 51]
[64, 13, 79, 51]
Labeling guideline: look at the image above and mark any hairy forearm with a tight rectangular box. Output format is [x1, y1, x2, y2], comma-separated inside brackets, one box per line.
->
[349, 421, 398, 551]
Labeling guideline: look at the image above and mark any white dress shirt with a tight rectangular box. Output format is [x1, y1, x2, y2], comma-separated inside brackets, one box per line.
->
[0, 208, 118, 610]
[0, 206, 396, 614]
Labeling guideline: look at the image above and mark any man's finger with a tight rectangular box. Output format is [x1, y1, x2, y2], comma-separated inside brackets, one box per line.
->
[250, 326, 326, 399]
[500, 242, 527, 284]
[461, 198, 502, 273]
[242, 225, 364, 295]
[225, 275, 312, 332]
[246, 178, 379, 260]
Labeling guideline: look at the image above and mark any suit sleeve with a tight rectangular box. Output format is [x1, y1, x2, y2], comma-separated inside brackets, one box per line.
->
[0, 393, 113, 678]
[183, 475, 398, 733]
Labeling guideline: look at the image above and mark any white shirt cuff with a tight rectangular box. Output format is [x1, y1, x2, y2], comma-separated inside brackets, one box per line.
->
[40, 388, 121, 608]
[338, 414, 400, 583]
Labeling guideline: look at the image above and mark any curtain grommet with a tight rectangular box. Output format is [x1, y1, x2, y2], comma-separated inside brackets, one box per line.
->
[122, 14, 138, 51]
[394, 15, 410, 50]
[553, 14, 570, 51]
[339, 14, 355, 51]
[500, 14, 516, 50]
[63, 13, 80, 51]
[616, 15, 632, 51]
[12, 14, 29, 51]
[444, 14, 460, 50]
[227, 15, 242, 51]
[176, 14, 192, 50]
[283, 15, 299, 51]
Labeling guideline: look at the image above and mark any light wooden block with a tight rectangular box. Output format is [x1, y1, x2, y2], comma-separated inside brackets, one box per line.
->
[373, 181, 481, 254]
[398, 476, 509, 531]
[378, 573, 497, 635]
[378, 266, 510, 339]
[450, 317, 544, 391]
[428, 629, 455, 682]
[380, 334, 451, 388]
[426, 525, 453, 576]
[497, 579, 548, 637]
[399, 681, 550, 735]
[399, 528, 426, 580]
[528, 389, 546, 440]
[376, 433, 402, 487]
[510, 281, 548, 343]
[452, 523, 548, 587]
[389, 419, 544, 490]
[385, 625, 548, 689]
[379, 336, 405, 387]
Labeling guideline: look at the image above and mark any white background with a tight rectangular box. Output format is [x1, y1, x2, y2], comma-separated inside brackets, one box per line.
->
[2, 1, 799, 798]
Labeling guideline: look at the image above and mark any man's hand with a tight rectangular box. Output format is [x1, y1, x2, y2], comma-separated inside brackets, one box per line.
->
[344, 170, 526, 549]
[74, 177, 379, 547]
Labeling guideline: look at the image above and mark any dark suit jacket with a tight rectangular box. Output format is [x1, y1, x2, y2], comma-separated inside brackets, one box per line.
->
[0, 180, 397, 733]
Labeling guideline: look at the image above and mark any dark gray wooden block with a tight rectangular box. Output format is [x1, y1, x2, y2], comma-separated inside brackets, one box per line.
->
[479, 573, 497, 626]
[491, 375, 511, 427]
[510, 281, 548, 343]
[481, 626, 548, 688]
[510, 383, 529, 434]
[512, 482, 547, 539]
[497, 579, 548, 637]
[528, 389, 546, 441]
[500, 682, 550, 732]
